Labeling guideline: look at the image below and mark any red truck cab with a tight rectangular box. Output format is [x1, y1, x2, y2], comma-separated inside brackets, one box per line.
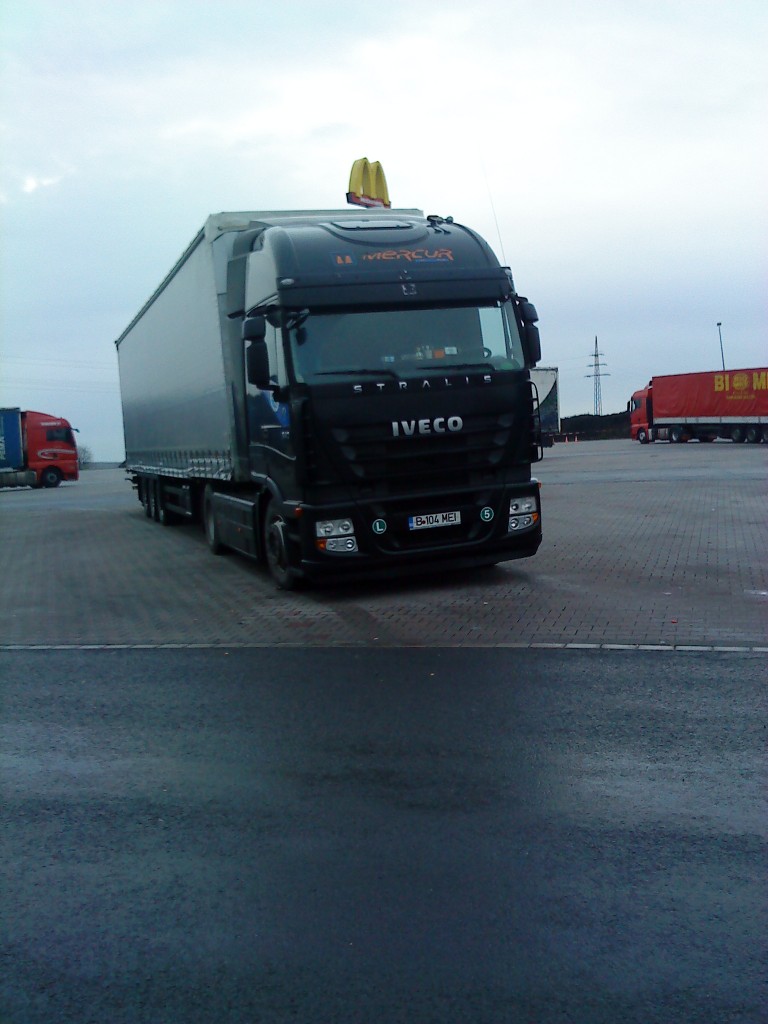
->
[0, 408, 80, 488]
[25, 411, 80, 486]
[629, 385, 652, 443]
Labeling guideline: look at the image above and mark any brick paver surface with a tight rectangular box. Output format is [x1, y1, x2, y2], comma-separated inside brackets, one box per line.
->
[1, 442, 766, 648]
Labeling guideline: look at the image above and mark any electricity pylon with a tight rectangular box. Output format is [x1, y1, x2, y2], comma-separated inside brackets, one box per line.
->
[585, 336, 609, 416]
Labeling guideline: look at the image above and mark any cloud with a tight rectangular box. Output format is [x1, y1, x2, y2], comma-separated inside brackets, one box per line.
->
[22, 174, 63, 194]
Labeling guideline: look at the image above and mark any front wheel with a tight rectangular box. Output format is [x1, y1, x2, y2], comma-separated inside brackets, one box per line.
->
[263, 498, 296, 590]
[637, 428, 648, 444]
[40, 467, 62, 488]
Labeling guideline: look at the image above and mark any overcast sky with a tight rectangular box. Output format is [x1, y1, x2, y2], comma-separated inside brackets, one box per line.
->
[1, 0, 766, 459]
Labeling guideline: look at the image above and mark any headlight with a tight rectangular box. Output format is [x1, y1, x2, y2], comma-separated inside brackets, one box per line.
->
[509, 496, 537, 514]
[316, 518, 354, 537]
[315, 517, 358, 555]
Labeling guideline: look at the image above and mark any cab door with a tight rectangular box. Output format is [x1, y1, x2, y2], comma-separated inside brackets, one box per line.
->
[245, 323, 295, 483]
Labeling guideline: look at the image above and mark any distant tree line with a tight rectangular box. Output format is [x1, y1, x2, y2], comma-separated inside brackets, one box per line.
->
[560, 411, 629, 440]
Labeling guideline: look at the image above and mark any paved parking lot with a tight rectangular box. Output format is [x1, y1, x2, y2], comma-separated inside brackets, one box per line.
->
[1, 441, 766, 650]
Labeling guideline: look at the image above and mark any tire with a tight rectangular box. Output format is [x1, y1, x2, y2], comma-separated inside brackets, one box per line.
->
[745, 426, 760, 444]
[203, 486, 225, 554]
[140, 479, 152, 517]
[142, 477, 178, 525]
[40, 467, 62, 488]
[263, 498, 296, 590]
[147, 482, 158, 520]
[730, 427, 745, 443]
[152, 480, 163, 522]
[670, 426, 684, 443]
[637, 428, 648, 445]
[153, 479, 177, 525]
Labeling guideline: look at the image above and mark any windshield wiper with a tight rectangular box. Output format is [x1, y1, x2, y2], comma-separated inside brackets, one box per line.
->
[314, 368, 401, 379]
[424, 362, 495, 371]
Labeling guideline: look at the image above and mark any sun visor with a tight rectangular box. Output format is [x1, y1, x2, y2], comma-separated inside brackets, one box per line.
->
[273, 268, 511, 309]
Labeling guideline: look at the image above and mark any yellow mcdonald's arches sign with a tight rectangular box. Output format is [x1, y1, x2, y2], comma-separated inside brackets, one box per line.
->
[347, 158, 391, 208]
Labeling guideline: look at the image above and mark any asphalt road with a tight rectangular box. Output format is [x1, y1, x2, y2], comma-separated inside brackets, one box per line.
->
[2, 647, 766, 1024]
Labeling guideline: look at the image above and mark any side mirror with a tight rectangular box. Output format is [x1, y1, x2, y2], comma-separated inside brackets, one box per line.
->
[518, 300, 539, 324]
[246, 339, 271, 389]
[524, 323, 541, 366]
[242, 315, 267, 342]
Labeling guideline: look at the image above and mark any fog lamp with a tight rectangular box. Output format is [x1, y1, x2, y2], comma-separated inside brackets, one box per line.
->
[325, 536, 358, 553]
[508, 514, 536, 533]
[316, 518, 354, 537]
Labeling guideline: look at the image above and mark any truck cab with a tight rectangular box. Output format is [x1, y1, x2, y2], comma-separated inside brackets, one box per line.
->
[629, 386, 651, 443]
[0, 409, 79, 488]
[232, 214, 542, 584]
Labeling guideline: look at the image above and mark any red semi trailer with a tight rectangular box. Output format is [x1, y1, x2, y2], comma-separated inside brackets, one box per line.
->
[629, 368, 768, 444]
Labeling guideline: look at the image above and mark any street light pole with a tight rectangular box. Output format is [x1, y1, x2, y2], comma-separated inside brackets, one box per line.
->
[717, 322, 725, 371]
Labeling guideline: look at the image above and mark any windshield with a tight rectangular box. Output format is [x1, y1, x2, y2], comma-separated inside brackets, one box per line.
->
[289, 304, 525, 384]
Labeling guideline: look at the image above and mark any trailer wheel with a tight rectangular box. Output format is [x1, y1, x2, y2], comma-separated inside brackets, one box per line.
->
[152, 480, 163, 522]
[263, 498, 296, 590]
[730, 427, 745, 443]
[148, 481, 158, 520]
[745, 426, 760, 444]
[40, 467, 62, 488]
[140, 478, 151, 517]
[153, 479, 178, 525]
[203, 486, 225, 555]
[153, 480, 168, 524]
[670, 426, 685, 443]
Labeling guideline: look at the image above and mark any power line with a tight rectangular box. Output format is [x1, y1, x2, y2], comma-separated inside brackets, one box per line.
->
[585, 336, 610, 416]
[0, 380, 120, 394]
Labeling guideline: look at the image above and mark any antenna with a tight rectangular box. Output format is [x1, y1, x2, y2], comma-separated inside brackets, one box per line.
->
[585, 336, 610, 415]
[479, 161, 507, 265]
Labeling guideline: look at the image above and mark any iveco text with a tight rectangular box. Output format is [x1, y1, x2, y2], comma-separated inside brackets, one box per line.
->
[391, 417, 463, 437]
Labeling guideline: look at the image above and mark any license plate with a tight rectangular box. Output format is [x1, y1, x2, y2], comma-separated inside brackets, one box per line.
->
[408, 510, 461, 531]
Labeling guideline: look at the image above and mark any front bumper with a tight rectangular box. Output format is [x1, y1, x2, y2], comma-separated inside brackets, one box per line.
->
[293, 482, 542, 582]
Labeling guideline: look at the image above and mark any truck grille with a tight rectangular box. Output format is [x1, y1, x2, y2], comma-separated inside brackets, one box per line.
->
[309, 410, 530, 492]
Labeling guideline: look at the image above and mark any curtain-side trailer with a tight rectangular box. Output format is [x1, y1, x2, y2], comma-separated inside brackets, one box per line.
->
[629, 368, 768, 444]
[530, 367, 559, 446]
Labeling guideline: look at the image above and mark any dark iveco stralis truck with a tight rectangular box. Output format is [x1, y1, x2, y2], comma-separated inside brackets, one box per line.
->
[116, 209, 543, 587]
